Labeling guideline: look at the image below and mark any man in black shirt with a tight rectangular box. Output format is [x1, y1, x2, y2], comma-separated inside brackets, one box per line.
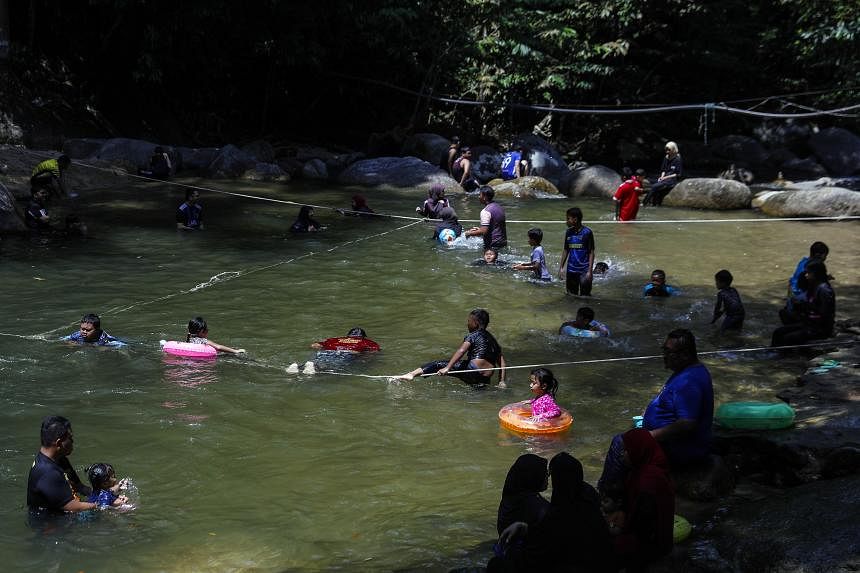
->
[27, 415, 96, 514]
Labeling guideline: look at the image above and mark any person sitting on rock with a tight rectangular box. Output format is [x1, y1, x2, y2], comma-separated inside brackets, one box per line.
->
[30, 154, 72, 198]
[139, 146, 172, 179]
[453, 147, 478, 192]
[642, 142, 682, 206]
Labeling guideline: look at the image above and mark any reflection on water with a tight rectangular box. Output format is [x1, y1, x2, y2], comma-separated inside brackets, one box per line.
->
[0, 178, 857, 571]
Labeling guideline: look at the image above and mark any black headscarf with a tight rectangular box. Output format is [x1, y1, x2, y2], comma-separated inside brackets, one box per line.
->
[497, 454, 549, 534]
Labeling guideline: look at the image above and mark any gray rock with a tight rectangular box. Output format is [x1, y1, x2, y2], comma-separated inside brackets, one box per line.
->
[204, 144, 257, 178]
[241, 140, 275, 163]
[93, 137, 160, 168]
[754, 119, 813, 153]
[302, 158, 329, 180]
[663, 178, 752, 209]
[324, 152, 365, 175]
[0, 181, 26, 233]
[470, 145, 502, 182]
[563, 165, 621, 198]
[763, 147, 796, 168]
[809, 127, 860, 176]
[175, 147, 219, 172]
[400, 133, 450, 168]
[242, 162, 289, 182]
[489, 175, 560, 199]
[62, 138, 105, 159]
[710, 135, 768, 166]
[512, 133, 570, 187]
[337, 156, 458, 194]
[0, 113, 24, 145]
[752, 187, 860, 217]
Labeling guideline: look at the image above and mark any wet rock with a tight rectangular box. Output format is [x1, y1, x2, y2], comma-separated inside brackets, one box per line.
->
[512, 133, 569, 187]
[175, 147, 219, 172]
[751, 187, 860, 217]
[562, 165, 621, 198]
[401, 133, 450, 167]
[204, 144, 257, 178]
[242, 162, 289, 182]
[302, 158, 328, 180]
[92, 137, 161, 168]
[337, 156, 458, 194]
[709, 135, 768, 167]
[809, 127, 860, 176]
[241, 140, 275, 163]
[779, 156, 828, 180]
[0, 113, 24, 145]
[0, 181, 26, 233]
[672, 455, 735, 502]
[663, 178, 752, 209]
[489, 175, 560, 199]
[754, 119, 813, 154]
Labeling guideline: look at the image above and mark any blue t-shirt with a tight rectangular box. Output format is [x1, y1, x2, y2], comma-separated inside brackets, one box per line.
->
[643, 283, 678, 297]
[530, 246, 552, 280]
[500, 151, 521, 180]
[563, 226, 594, 274]
[88, 489, 118, 507]
[644, 363, 713, 463]
[177, 202, 203, 228]
[63, 330, 126, 347]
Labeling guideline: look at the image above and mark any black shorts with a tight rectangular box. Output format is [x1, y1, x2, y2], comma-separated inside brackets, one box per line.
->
[566, 272, 592, 296]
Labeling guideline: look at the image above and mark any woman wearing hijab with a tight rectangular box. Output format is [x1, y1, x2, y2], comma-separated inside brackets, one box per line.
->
[491, 452, 614, 573]
[613, 429, 675, 571]
[341, 194, 375, 217]
[497, 454, 550, 535]
[290, 205, 322, 233]
[432, 207, 463, 242]
[416, 184, 450, 219]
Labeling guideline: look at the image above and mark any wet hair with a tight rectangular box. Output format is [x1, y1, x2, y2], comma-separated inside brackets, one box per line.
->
[80, 313, 101, 329]
[576, 307, 595, 322]
[469, 308, 490, 329]
[483, 248, 498, 262]
[40, 415, 71, 447]
[451, 136, 460, 145]
[186, 317, 208, 342]
[347, 327, 367, 337]
[58, 155, 71, 169]
[566, 207, 583, 221]
[478, 185, 495, 201]
[185, 189, 199, 201]
[665, 141, 679, 154]
[622, 166, 632, 178]
[530, 367, 559, 398]
[651, 269, 666, 281]
[804, 259, 829, 284]
[593, 262, 609, 274]
[665, 328, 697, 359]
[86, 462, 115, 491]
[298, 205, 314, 219]
[809, 241, 829, 258]
[527, 227, 543, 244]
[715, 269, 733, 286]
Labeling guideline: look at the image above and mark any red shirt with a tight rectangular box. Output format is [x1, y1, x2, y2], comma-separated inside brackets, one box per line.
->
[317, 336, 380, 353]
[613, 177, 643, 221]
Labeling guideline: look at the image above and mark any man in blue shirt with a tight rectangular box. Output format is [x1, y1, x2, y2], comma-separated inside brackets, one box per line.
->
[62, 313, 126, 347]
[644, 328, 713, 465]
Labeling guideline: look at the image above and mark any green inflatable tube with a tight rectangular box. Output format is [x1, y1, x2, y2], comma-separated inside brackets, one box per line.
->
[715, 401, 795, 430]
[673, 514, 691, 543]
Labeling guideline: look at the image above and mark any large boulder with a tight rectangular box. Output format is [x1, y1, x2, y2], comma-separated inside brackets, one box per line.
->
[489, 175, 560, 199]
[562, 165, 621, 198]
[91, 137, 160, 168]
[752, 187, 860, 217]
[337, 156, 458, 194]
[663, 178, 752, 209]
[779, 156, 828, 180]
[754, 119, 813, 154]
[470, 145, 502, 182]
[400, 133, 450, 168]
[175, 147, 219, 172]
[512, 133, 569, 187]
[709, 135, 769, 167]
[241, 140, 275, 163]
[0, 182, 26, 233]
[808, 127, 860, 176]
[302, 158, 329, 180]
[204, 144, 257, 178]
[62, 138, 105, 159]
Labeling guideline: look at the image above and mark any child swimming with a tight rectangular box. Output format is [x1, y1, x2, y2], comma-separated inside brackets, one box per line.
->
[86, 463, 129, 508]
[528, 368, 561, 420]
[711, 269, 745, 331]
[512, 227, 551, 281]
[643, 269, 678, 297]
[186, 317, 245, 354]
[472, 248, 508, 267]
[559, 307, 611, 337]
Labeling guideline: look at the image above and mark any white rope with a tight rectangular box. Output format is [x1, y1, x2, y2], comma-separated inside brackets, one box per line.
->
[316, 339, 856, 380]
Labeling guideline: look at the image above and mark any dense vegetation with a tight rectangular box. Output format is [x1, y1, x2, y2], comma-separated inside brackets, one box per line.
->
[6, 0, 859, 157]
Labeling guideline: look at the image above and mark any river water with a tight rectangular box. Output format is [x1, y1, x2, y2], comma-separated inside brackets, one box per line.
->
[0, 177, 857, 571]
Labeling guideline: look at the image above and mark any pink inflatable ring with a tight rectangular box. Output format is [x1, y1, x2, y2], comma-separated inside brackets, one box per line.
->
[161, 340, 217, 359]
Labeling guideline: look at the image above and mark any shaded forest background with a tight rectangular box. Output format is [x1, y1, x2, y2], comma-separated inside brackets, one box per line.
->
[4, 0, 859, 162]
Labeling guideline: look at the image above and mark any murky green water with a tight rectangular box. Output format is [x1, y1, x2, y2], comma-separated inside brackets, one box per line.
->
[1, 177, 857, 571]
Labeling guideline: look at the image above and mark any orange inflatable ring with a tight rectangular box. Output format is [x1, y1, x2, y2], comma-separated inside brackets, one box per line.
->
[498, 400, 573, 435]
